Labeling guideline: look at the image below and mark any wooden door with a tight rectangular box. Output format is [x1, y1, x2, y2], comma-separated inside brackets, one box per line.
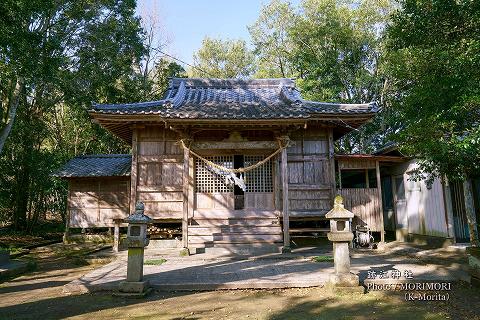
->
[393, 175, 408, 240]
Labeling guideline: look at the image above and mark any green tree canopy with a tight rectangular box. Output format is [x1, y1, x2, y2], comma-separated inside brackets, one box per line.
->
[386, 0, 480, 181]
[0, 0, 174, 231]
[289, 0, 393, 103]
[190, 37, 256, 78]
[151, 58, 186, 99]
[248, 0, 296, 78]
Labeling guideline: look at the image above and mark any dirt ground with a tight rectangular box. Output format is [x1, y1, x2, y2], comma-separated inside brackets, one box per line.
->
[0, 244, 479, 320]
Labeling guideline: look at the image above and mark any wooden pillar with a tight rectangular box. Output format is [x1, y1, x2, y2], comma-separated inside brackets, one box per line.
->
[182, 139, 191, 249]
[129, 128, 138, 215]
[328, 129, 336, 197]
[188, 155, 194, 222]
[376, 161, 385, 243]
[113, 221, 120, 253]
[281, 142, 290, 249]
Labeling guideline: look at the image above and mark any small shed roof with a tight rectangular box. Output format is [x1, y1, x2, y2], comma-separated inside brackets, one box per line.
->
[90, 78, 378, 119]
[53, 154, 131, 178]
[373, 142, 405, 157]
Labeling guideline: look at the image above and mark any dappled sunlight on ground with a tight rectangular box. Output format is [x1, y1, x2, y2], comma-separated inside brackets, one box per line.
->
[0, 242, 479, 319]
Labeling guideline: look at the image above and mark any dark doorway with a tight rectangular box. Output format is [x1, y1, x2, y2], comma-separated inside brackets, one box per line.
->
[233, 155, 244, 210]
[450, 181, 470, 243]
[381, 175, 395, 232]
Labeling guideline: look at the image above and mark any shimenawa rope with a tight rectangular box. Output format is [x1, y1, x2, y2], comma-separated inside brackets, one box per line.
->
[179, 138, 289, 173]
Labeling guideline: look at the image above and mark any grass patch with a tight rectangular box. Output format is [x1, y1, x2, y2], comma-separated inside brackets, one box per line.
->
[312, 255, 334, 263]
[144, 258, 167, 265]
[179, 248, 190, 256]
[0, 245, 28, 256]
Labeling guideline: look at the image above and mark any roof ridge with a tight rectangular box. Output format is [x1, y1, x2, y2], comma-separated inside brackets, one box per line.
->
[167, 80, 187, 108]
[279, 84, 302, 105]
[168, 77, 296, 89]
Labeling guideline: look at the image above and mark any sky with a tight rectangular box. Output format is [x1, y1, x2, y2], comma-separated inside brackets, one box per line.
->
[136, 0, 300, 66]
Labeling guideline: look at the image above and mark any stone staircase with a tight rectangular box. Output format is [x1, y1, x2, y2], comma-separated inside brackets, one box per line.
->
[187, 217, 283, 255]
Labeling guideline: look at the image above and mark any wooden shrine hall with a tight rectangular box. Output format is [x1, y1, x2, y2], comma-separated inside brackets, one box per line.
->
[55, 78, 397, 253]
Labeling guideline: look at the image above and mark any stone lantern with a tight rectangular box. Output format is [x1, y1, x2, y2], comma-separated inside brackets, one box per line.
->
[118, 201, 152, 296]
[326, 195, 361, 290]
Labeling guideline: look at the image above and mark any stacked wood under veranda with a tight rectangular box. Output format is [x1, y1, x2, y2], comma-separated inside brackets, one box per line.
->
[147, 223, 182, 239]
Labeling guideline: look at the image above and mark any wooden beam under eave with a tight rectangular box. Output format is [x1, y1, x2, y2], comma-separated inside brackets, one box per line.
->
[192, 141, 278, 150]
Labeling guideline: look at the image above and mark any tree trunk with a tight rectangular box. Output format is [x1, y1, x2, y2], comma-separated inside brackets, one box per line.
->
[0, 77, 23, 155]
[14, 176, 29, 230]
[464, 179, 480, 247]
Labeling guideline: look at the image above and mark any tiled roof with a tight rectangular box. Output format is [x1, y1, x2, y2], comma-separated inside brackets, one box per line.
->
[90, 78, 378, 119]
[52, 154, 131, 178]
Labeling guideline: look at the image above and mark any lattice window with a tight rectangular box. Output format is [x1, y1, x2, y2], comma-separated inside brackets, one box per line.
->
[195, 156, 234, 193]
[245, 155, 273, 192]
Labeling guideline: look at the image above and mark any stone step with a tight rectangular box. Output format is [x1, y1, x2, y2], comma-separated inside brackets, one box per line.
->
[190, 218, 279, 227]
[188, 226, 282, 236]
[215, 234, 283, 242]
[193, 209, 279, 219]
[188, 233, 283, 244]
[148, 239, 182, 249]
[203, 243, 282, 255]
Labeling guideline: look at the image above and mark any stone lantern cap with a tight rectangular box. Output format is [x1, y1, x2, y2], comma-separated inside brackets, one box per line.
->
[125, 202, 152, 224]
[325, 195, 354, 219]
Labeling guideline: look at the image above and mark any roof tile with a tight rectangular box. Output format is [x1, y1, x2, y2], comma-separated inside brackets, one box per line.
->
[52, 154, 131, 178]
[90, 78, 377, 119]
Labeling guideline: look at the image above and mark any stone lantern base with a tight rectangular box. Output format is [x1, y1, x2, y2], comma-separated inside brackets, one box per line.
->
[327, 273, 364, 294]
[329, 272, 359, 287]
[115, 280, 152, 297]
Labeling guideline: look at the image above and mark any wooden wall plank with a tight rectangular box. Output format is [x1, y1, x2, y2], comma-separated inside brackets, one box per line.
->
[279, 128, 333, 217]
[338, 159, 376, 169]
[135, 126, 185, 220]
[339, 188, 382, 232]
[69, 178, 130, 228]
[195, 193, 234, 210]
[245, 193, 274, 210]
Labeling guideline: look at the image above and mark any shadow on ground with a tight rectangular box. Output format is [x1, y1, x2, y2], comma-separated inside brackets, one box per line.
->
[0, 241, 478, 320]
[1, 284, 479, 320]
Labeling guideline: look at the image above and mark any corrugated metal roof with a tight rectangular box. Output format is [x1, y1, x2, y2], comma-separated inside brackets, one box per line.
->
[52, 154, 131, 178]
[90, 78, 378, 119]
